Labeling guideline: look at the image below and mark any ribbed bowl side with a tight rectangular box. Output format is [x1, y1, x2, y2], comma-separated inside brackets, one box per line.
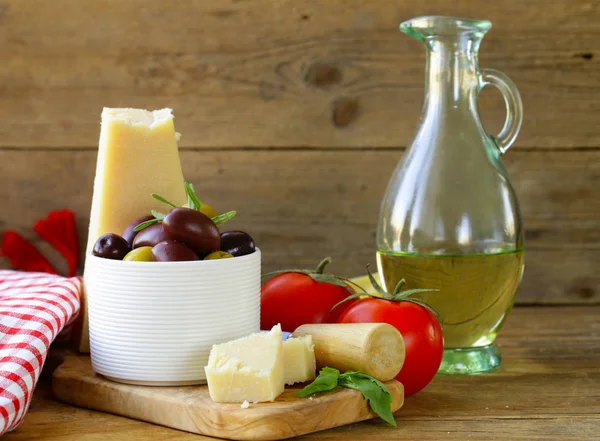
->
[84, 249, 261, 384]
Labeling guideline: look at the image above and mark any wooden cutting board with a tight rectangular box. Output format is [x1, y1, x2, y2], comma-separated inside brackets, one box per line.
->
[52, 356, 404, 441]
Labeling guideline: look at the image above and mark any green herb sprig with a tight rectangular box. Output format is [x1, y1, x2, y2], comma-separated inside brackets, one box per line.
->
[184, 182, 202, 211]
[132, 181, 237, 232]
[132, 210, 166, 232]
[211, 211, 237, 225]
[297, 367, 397, 426]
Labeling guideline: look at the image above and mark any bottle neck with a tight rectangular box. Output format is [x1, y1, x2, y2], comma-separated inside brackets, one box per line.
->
[423, 37, 481, 112]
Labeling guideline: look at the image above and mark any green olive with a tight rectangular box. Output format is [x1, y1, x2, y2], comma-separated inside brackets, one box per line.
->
[123, 246, 153, 262]
[181, 203, 219, 219]
[200, 204, 219, 219]
[204, 251, 234, 260]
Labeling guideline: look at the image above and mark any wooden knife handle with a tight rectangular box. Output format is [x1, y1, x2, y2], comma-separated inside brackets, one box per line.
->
[293, 323, 405, 382]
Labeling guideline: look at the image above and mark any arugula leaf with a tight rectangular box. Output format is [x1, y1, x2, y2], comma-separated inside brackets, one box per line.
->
[310, 273, 352, 289]
[296, 367, 340, 397]
[339, 371, 397, 427]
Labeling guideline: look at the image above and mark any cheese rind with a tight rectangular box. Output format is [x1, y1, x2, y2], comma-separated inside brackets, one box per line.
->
[283, 335, 316, 385]
[86, 108, 187, 252]
[204, 325, 284, 403]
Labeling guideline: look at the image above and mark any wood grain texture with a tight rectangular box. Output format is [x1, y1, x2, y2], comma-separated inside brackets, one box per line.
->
[0, 0, 598, 306]
[1, 149, 598, 303]
[6, 306, 600, 440]
[52, 356, 404, 440]
[0, 0, 598, 148]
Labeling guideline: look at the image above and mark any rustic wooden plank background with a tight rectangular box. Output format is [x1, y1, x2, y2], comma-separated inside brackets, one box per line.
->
[1, 0, 599, 304]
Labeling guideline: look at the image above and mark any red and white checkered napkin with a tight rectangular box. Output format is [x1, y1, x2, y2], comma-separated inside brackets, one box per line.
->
[0, 270, 81, 434]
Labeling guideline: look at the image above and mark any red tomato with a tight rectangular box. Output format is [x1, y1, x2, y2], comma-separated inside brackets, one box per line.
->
[261, 273, 352, 332]
[338, 298, 443, 396]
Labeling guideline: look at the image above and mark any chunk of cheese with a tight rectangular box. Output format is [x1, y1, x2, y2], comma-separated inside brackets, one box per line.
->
[86, 108, 187, 252]
[204, 325, 284, 403]
[79, 108, 187, 352]
[283, 335, 316, 385]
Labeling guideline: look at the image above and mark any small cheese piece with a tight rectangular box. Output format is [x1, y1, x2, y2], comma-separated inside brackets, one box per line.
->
[79, 108, 187, 353]
[204, 325, 284, 403]
[283, 335, 316, 385]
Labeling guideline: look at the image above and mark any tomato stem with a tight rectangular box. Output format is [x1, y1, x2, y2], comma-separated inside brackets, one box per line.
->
[392, 279, 406, 296]
[329, 265, 443, 324]
[314, 257, 332, 275]
[367, 265, 391, 298]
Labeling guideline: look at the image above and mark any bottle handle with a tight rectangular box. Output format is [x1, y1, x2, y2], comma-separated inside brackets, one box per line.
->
[480, 68, 523, 154]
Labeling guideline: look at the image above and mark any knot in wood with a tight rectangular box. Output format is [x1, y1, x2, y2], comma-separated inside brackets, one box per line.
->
[304, 63, 342, 88]
[331, 97, 360, 128]
[572, 286, 595, 299]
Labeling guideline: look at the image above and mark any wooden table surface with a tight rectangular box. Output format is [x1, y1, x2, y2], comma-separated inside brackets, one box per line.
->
[5, 306, 600, 441]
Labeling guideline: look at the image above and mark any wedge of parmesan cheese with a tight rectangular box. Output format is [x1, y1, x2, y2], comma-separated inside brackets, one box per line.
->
[79, 108, 187, 352]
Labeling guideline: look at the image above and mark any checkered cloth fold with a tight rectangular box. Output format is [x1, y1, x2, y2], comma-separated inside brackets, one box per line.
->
[0, 270, 81, 434]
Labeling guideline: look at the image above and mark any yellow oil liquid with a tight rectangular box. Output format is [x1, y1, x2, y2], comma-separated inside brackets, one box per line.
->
[376, 250, 524, 348]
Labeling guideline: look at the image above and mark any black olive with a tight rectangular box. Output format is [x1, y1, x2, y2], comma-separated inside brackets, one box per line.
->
[220, 230, 256, 257]
[122, 215, 154, 246]
[132, 223, 170, 249]
[92, 233, 131, 260]
[152, 240, 199, 262]
[162, 208, 221, 255]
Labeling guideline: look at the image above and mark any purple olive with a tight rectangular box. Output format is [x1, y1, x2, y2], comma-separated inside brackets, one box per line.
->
[132, 223, 170, 249]
[122, 215, 154, 246]
[92, 233, 131, 260]
[151, 240, 199, 262]
[220, 230, 255, 257]
[162, 208, 220, 255]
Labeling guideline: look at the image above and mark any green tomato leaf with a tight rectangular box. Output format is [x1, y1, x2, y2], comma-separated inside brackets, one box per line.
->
[392, 288, 439, 300]
[329, 291, 366, 314]
[336, 276, 367, 294]
[391, 278, 406, 296]
[310, 273, 351, 289]
[296, 367, 340, 397]
[339, 371, 397, 427]
[211, 210, 237, 225]
[366, 264, 390, 298]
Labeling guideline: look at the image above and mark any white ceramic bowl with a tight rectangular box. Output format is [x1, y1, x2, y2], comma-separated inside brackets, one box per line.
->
[84, 249, 261, 386]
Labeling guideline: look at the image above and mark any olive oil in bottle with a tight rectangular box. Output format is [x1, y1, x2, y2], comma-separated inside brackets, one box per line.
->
[376, 250, 524, 349]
